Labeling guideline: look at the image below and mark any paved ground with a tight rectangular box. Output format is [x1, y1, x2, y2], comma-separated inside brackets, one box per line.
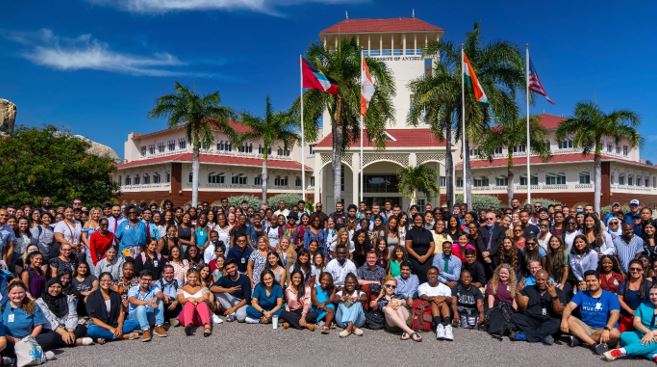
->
[46, 323, 652, 367]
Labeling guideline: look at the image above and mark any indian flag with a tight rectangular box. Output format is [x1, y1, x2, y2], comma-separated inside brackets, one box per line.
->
[360, 55, 375, 117]
[463, 53, 488, 104]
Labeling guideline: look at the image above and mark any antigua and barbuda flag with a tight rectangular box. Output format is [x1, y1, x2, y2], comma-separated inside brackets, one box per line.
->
[302, 57, 338, 95]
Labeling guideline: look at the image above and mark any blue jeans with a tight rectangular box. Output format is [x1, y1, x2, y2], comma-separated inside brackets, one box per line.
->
[336, 302, 366, 328]
[87, 319, 140, 341]
[128, 302, 165, 330]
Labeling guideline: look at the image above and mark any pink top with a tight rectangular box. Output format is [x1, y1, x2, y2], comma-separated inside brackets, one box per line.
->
[285, 286, 311, 317]
[451, 243, 477, 263]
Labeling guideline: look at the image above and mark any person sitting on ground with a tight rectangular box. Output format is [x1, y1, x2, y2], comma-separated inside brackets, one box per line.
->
[394, 262, 419, 305]
[604, 283, 657, 362]
[331, 272, 367, 337]
[210, 258, 251, 322]
[486, 263, 518, 310]
[86, 272, 140, 343]
[357, 251, 385, 295]
[522, 259, 554, 287]
[561, 270, 621, 355]
[451, 270, 485, 330]
[511, 269, 566, 344]
[312, 272, 336, 334]
[325, 245, 357, 288]
[245, 270, 284, 324]
[157, 264, 181, 326]
[419, 266, 454, 341]
[280, 270, 317, 331]
[36, 278, 93, 348]
[432, 241, 461, 288]
[462, 249, 486, 288]
[372, 275, 421, 342]
[617, 259, 651, 332]
[127, 270, 167, 342]
[177, 268, 213, 337]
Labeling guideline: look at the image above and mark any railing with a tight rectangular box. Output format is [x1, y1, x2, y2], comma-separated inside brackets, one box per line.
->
[365, 49, 426, 57]
[575, 184, 593, 189]
[131, 149, 294, 162]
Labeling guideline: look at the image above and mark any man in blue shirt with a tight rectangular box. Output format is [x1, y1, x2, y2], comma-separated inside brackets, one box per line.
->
[394, 262, 419, 305]
[613, 223, 645, 273]
[127, 270, 167, 341]
[561, 270, 620, 355]
[226, 234, 252, 273]
[432, 241, 461, 287]
[141, 208, 160, 244]
[116, 206, 147, 258]
[157, 265, 180, 326]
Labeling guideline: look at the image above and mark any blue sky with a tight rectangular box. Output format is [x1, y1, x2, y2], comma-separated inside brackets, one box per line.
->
[1, 0, 656, 160]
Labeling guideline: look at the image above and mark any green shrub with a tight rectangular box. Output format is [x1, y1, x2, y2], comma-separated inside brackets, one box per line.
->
[267, 193, 304, 209]
[455, 194, 501, 212]
[227, 195, 261, 209]
[524, 198, 562, 207]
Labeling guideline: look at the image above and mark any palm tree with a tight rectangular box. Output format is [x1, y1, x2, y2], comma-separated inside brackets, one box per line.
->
[408, 61, 459, 208]
[478, 115, 551, 207]
[397, 165, 440, 206]
[556, 102, 640, 213]
[430, 24, 525, 205]
[239, 97, 299, 203]
[149, 82, 236, 207]
[292, 38, 395, 206]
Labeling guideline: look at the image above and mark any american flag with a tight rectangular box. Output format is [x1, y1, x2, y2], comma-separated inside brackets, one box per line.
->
[528, 58, 555, 104]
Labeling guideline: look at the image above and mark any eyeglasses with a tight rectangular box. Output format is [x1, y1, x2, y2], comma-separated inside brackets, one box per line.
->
[384, 284, 396, 289]
[630, 268, 643, 272]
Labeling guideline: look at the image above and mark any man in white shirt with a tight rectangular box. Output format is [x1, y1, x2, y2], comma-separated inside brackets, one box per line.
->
[418, 266, 454, 341]
[325, 245, 357, 287]
[273, 200, 290, 218]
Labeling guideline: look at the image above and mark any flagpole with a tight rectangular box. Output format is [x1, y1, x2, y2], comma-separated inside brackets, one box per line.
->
[461, 44, 467, 206]
[359, 51, 364, 204]
[525, 45, 531, 205]
[299, 55, 306, 201]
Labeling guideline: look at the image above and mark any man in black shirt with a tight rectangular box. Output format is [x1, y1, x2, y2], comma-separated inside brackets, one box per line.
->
[450, 270, 485, 329]
[462, 249, 486, 288]
[511, 269, 566, 344]
[520, 210, 540, 238]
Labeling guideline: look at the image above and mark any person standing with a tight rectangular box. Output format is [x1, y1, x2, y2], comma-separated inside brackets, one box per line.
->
[405, 214, 435, 284]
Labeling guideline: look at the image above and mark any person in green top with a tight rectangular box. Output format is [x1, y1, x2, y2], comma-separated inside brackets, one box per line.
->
[604, 283, 657, 362]
[388, 245, 407, 277]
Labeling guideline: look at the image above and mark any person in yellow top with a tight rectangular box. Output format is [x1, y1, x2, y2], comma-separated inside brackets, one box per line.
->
[431, 220, 452, 255]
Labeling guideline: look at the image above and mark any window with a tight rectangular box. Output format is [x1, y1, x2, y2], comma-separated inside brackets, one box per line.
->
[178, 139, 187, 149]
[653, 176, 656, 188]
[493, 147, 503, 155]
[148, 145, 155, 155]
[469, 148, 481, 157]
[134, 175, 140, 185]
[165, 172, 171, 183]
[153, 173, 161, 184]
[520, 174, 538, 186]
[258, 145, 272, 155]
[456, 177, 463, 188]
[188, 172, 193, 183]
[496, 176, 508, 186]
[579, 171, 591, 184]
[611, 174, 615, 185]
[628, 175, 634, 186]
[295, 177, 302, 187]
[623, 146, 629, 156]
[254, 175, 262, 186]
[637, 175, 642, 187]
[310, 176, 315, 187]
[616, 145, 621, 154]
[140, 146, 147, 156]
[558, 139, 573, 150]
[440, 177, 447, 187]
[473, 176, 489, 187]
[340, 164, 345, 191]
[142, 173, 149, 184]
[274, 176, 288, 186]
[645, 177, 650, 187]
[168, 140, 176, 151]
[309, 144, 315, 155]
[618, 174, 625, 185]
[231, 174, 247, 185]
[125, 176, 131, 185]
[607, 143, 613, 153]
[238, 143, 253, 153]
[208, 172, 225, 184]
[512, 145, 526, 153]
[217, 141, 225, 151]
[277, 147, 283, 156]
[546, 172, 566, 185]
[365, 175, 399, 193]
[158, 143, 165, 153]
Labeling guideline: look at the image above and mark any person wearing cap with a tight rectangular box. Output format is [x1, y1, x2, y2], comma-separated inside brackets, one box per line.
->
[625, 199, 641, 226]
[605, 202, 623, 224]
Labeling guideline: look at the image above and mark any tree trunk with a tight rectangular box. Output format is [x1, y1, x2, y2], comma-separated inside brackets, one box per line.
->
[445, 124, 454, 209]
[332, 98, 344, 207]
[594, 144, 602, 214]
[411, 190, 417, 206]
[191, 146, 200, 208]
[464, 138, 473, 208]
[507, 152, 514, 208]
[261, 150, 268, 204]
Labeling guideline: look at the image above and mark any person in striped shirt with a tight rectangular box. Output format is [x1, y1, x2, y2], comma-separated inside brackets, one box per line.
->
[613, 223, 645, 273]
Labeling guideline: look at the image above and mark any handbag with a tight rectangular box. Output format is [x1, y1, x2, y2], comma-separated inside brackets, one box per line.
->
[365, 310, 386, 330]
[15, 335, 47, 367]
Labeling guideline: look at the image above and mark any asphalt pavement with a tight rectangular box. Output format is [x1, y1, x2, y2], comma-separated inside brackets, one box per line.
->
[46, 323, 652, 367]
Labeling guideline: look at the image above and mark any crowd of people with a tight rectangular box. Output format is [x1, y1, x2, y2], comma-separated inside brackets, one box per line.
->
[0, 196, 656, 364]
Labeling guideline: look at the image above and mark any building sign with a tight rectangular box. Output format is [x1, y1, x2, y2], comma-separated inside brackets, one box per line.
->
[373, 56, 423, 61]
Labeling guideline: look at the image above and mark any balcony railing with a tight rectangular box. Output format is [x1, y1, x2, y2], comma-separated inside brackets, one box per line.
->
[364, 49, 426, 57]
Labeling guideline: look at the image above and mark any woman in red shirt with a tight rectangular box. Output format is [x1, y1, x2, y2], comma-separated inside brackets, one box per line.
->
[599, 254, 624, 293]
[89, 218, 115, 265]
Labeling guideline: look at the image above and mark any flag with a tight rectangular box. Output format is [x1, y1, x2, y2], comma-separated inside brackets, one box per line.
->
[360, 55, 375, 116]
[463, 53, 488, 104]
[301, 58, 338, 95]
[528, 58, 555, 104]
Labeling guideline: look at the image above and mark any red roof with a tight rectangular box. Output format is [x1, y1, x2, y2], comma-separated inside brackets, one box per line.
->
[314, 128, 446, 149]
[536, 113, 566, 130]
[117, 153, 311, 171]
[320, 18, 443, 35]
[133, 120, 250, 140]
[460, 153, 656, 169]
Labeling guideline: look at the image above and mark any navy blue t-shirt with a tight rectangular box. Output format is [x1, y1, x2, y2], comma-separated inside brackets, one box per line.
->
[213, 274, 252, 303]
[227, 246, 253, 273]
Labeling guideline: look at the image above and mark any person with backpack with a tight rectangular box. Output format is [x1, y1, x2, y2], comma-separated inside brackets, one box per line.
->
[450, 270, 485, 330]
[134, 240, 164, 280]
[157, 265, 181, 326]
[418, 266, 453, 341]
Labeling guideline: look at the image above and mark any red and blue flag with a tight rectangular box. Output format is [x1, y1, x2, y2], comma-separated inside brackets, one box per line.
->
[302, 58, 338, 95]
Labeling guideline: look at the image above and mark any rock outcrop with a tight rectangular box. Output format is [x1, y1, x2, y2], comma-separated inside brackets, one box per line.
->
[0, 99, 16, 134]
[73, 134, 120, 161]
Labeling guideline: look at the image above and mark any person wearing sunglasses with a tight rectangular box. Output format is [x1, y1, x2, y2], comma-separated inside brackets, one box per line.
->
[617, 259, 651, 332]
[604, 283, 657, 362]
[116, 206, 147, 259]
[372, 276, 421, 341]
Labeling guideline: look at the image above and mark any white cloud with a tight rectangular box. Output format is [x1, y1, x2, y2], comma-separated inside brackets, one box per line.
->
[87, 0, 365, 14]
[2, 29, 214, 77]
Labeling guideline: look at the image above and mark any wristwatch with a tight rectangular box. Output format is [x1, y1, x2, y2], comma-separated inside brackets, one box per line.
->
[603, 326, 610, 331]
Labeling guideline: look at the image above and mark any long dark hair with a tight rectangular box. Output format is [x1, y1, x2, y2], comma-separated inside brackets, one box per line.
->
[545, 236, 566, 278]
[571, 234, 591, 255]
[623, 259, 648, 300]
[289, 269, 306, 302]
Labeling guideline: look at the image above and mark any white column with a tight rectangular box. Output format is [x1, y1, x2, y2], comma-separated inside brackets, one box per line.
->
[314, 154, 322, 204]
[351, 152, 360, 205]
[425, 34, 428, 48]
[414, 33, 417, 53]
[379, 34, 383, 53]
[323, 37, 327, 49]
[391, 34, 395, 53]
[403, 33, 406, 55]
[367, 35, 371, 53]
[334, 37, 338, 49]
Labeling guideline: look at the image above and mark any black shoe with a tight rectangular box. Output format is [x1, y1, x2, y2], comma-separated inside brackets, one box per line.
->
[593, 343, 609, 355]
[567, 335, 580, 347]
[542, 335, 554, 345]
[185, 326, 194, 336]
[204, 331, 211, 337]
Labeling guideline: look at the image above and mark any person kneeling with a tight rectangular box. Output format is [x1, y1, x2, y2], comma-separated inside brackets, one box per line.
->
[245, 270, 283, 324]
[511, 270, 565, 345]
[127, 270, 167, 342]
[419, 266, 453, 341]
[177, 268, 213, 337]
[561, 270, 620, 355]
[280, 270, 317, 331]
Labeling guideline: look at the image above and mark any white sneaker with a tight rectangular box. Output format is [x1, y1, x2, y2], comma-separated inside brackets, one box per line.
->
[45, 351, 55, 361]
[436, 323, 445, 340]
[444, 325, 454, 341]
[245, 316, 260, 324]
[80, 337, 94, 346]
[212, 314, 223, 324]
